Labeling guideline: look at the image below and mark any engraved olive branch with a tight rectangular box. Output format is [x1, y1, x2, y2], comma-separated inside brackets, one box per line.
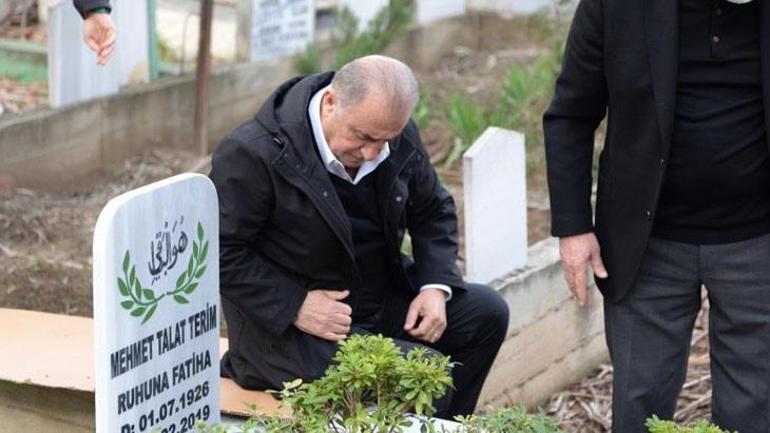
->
[118, 250, 165, 324]
[116, 222, 208, 325]
[165, 222, 208, 305]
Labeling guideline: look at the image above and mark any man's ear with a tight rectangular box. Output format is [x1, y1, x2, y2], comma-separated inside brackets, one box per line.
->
[321, 89, 337, 119]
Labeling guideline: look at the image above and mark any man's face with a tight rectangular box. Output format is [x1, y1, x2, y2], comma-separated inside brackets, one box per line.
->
[320, 88, 411, 169]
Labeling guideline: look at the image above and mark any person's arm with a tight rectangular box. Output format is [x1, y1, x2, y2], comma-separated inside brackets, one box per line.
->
[544, 0, 607, 238]
[401, 121, 465, 343]
[75, 0, 115, 65]
[209, 136, 310, 338]
[543, 0, 609, 305]
[73, 0, 111, 19]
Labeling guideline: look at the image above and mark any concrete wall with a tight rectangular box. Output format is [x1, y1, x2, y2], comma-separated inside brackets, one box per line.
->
[0, 12, 522, 191]
[477, 237, 608, 409]
[0, 58, 293, 190]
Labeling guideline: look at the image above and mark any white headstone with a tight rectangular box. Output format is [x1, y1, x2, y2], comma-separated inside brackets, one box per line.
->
[341, 0, 466, 29]
[93, 173, 220, 433]
[339, 0, 388, 30]
[48, 0, 149, 107]
[463, 127, 527, 283]
[250, 0, 315, 61]
[416, 0, 466, 24]
[466, 0, 568, 15]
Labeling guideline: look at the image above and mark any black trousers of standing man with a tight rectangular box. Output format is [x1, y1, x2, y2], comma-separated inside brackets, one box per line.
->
[605, 234, 770, 433]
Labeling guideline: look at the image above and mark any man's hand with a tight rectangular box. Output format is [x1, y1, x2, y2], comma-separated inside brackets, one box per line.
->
[83, 12, 116, 66]
[403, 288, 448, 344]
[559, 232, 608, 306]
[294, 290, 352, 341]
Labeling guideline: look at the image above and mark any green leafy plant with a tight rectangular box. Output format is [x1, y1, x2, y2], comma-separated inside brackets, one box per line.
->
[645, 416, 735, 433]
[443, 94, 492, 168]
[442, 34, 565, 172]
[293, 0, 415, 75]
[454, 406, 564, 433]
[197, 335, 565, 433]
[198, 334, 453, 433]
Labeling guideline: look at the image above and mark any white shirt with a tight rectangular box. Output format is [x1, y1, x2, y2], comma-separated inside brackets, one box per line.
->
[307, 86, 452, 300]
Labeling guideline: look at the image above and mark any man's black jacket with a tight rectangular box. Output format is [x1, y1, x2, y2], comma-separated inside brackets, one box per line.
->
[73, 0, 110, 18]
[544, 0, 770, 301]
[209, 72, 464, 350]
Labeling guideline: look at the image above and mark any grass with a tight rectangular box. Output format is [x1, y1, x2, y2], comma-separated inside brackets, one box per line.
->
[646, 416, 735, 433]
[438, 31, 566, 185]
[0, 56, 46, 83]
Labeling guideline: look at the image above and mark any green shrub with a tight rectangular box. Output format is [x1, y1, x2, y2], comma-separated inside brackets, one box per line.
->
[645, 415, 735, 433]
[454, 406, 565, 433]
[195, 335, 564, 433]
[443, 94, 492, 168]
[441, 34, 565, 174]
[198, 334, 453, 433]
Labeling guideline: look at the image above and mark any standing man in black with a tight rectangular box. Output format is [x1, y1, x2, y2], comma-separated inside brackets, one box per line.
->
[544, 1, 770, 432]
[209, 55, 509, 418]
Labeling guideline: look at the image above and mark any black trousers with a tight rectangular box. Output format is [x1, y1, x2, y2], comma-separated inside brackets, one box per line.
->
[222, 283, 509, 418]
[605, 234, 770, 433]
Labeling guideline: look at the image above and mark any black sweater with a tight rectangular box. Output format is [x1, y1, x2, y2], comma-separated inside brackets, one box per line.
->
[653, 0, 770, 244]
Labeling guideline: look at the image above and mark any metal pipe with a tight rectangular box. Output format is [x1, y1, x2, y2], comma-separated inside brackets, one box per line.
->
[147, 0, 159, 80]
[194, 0, 214, 156]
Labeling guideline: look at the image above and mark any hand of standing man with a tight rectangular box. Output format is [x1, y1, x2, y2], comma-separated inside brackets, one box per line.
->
[73, 1, 114, 66]
[560, 232, 608, 306]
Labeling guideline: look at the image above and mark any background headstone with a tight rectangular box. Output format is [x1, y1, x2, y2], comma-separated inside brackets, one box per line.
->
[93, 173, 220, 433]
[249, 0, 315, 61]
[48, 0, 149, 107]
[466, 0, 574, 15]
[341, 0, 466, 29]
[463, 127, 527, 283]
[416, 0, 465, 24]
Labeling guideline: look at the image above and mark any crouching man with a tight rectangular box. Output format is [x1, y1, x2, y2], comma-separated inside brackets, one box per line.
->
[209, 55, 509, 418]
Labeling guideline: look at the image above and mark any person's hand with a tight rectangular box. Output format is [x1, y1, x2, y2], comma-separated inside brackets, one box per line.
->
[83, 12, 116, 66]
[293, 290, 352, 341]
[403, 288, 448, 344]
[559, 232, 608, 306]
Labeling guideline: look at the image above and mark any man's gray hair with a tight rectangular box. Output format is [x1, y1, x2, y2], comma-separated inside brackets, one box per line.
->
[330, 55, 420, 118]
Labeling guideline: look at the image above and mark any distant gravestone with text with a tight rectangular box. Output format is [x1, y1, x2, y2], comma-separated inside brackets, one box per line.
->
[93, 173, 220, 433]
[463, 127, 527, 284]
[250, 0, 314, 61]
[341, 0, 465, 28]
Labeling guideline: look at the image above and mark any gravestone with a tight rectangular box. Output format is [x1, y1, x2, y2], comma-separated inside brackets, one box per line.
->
[463, 127, 527, 283]
[341, 0, 465, 29]
[93, 173, 220, 433]
[466, 0, 574, 15]
[416, 0, 466, 24]
[248, 0, 315, 61]
[48, 0, 149, 107]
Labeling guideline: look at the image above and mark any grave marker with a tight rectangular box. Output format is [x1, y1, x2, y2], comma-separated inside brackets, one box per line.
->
[463, 127, 527, 283]
[341, 0, 466, 29]
[93, 173, 220, 433]
[249, 0, 315, 61]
